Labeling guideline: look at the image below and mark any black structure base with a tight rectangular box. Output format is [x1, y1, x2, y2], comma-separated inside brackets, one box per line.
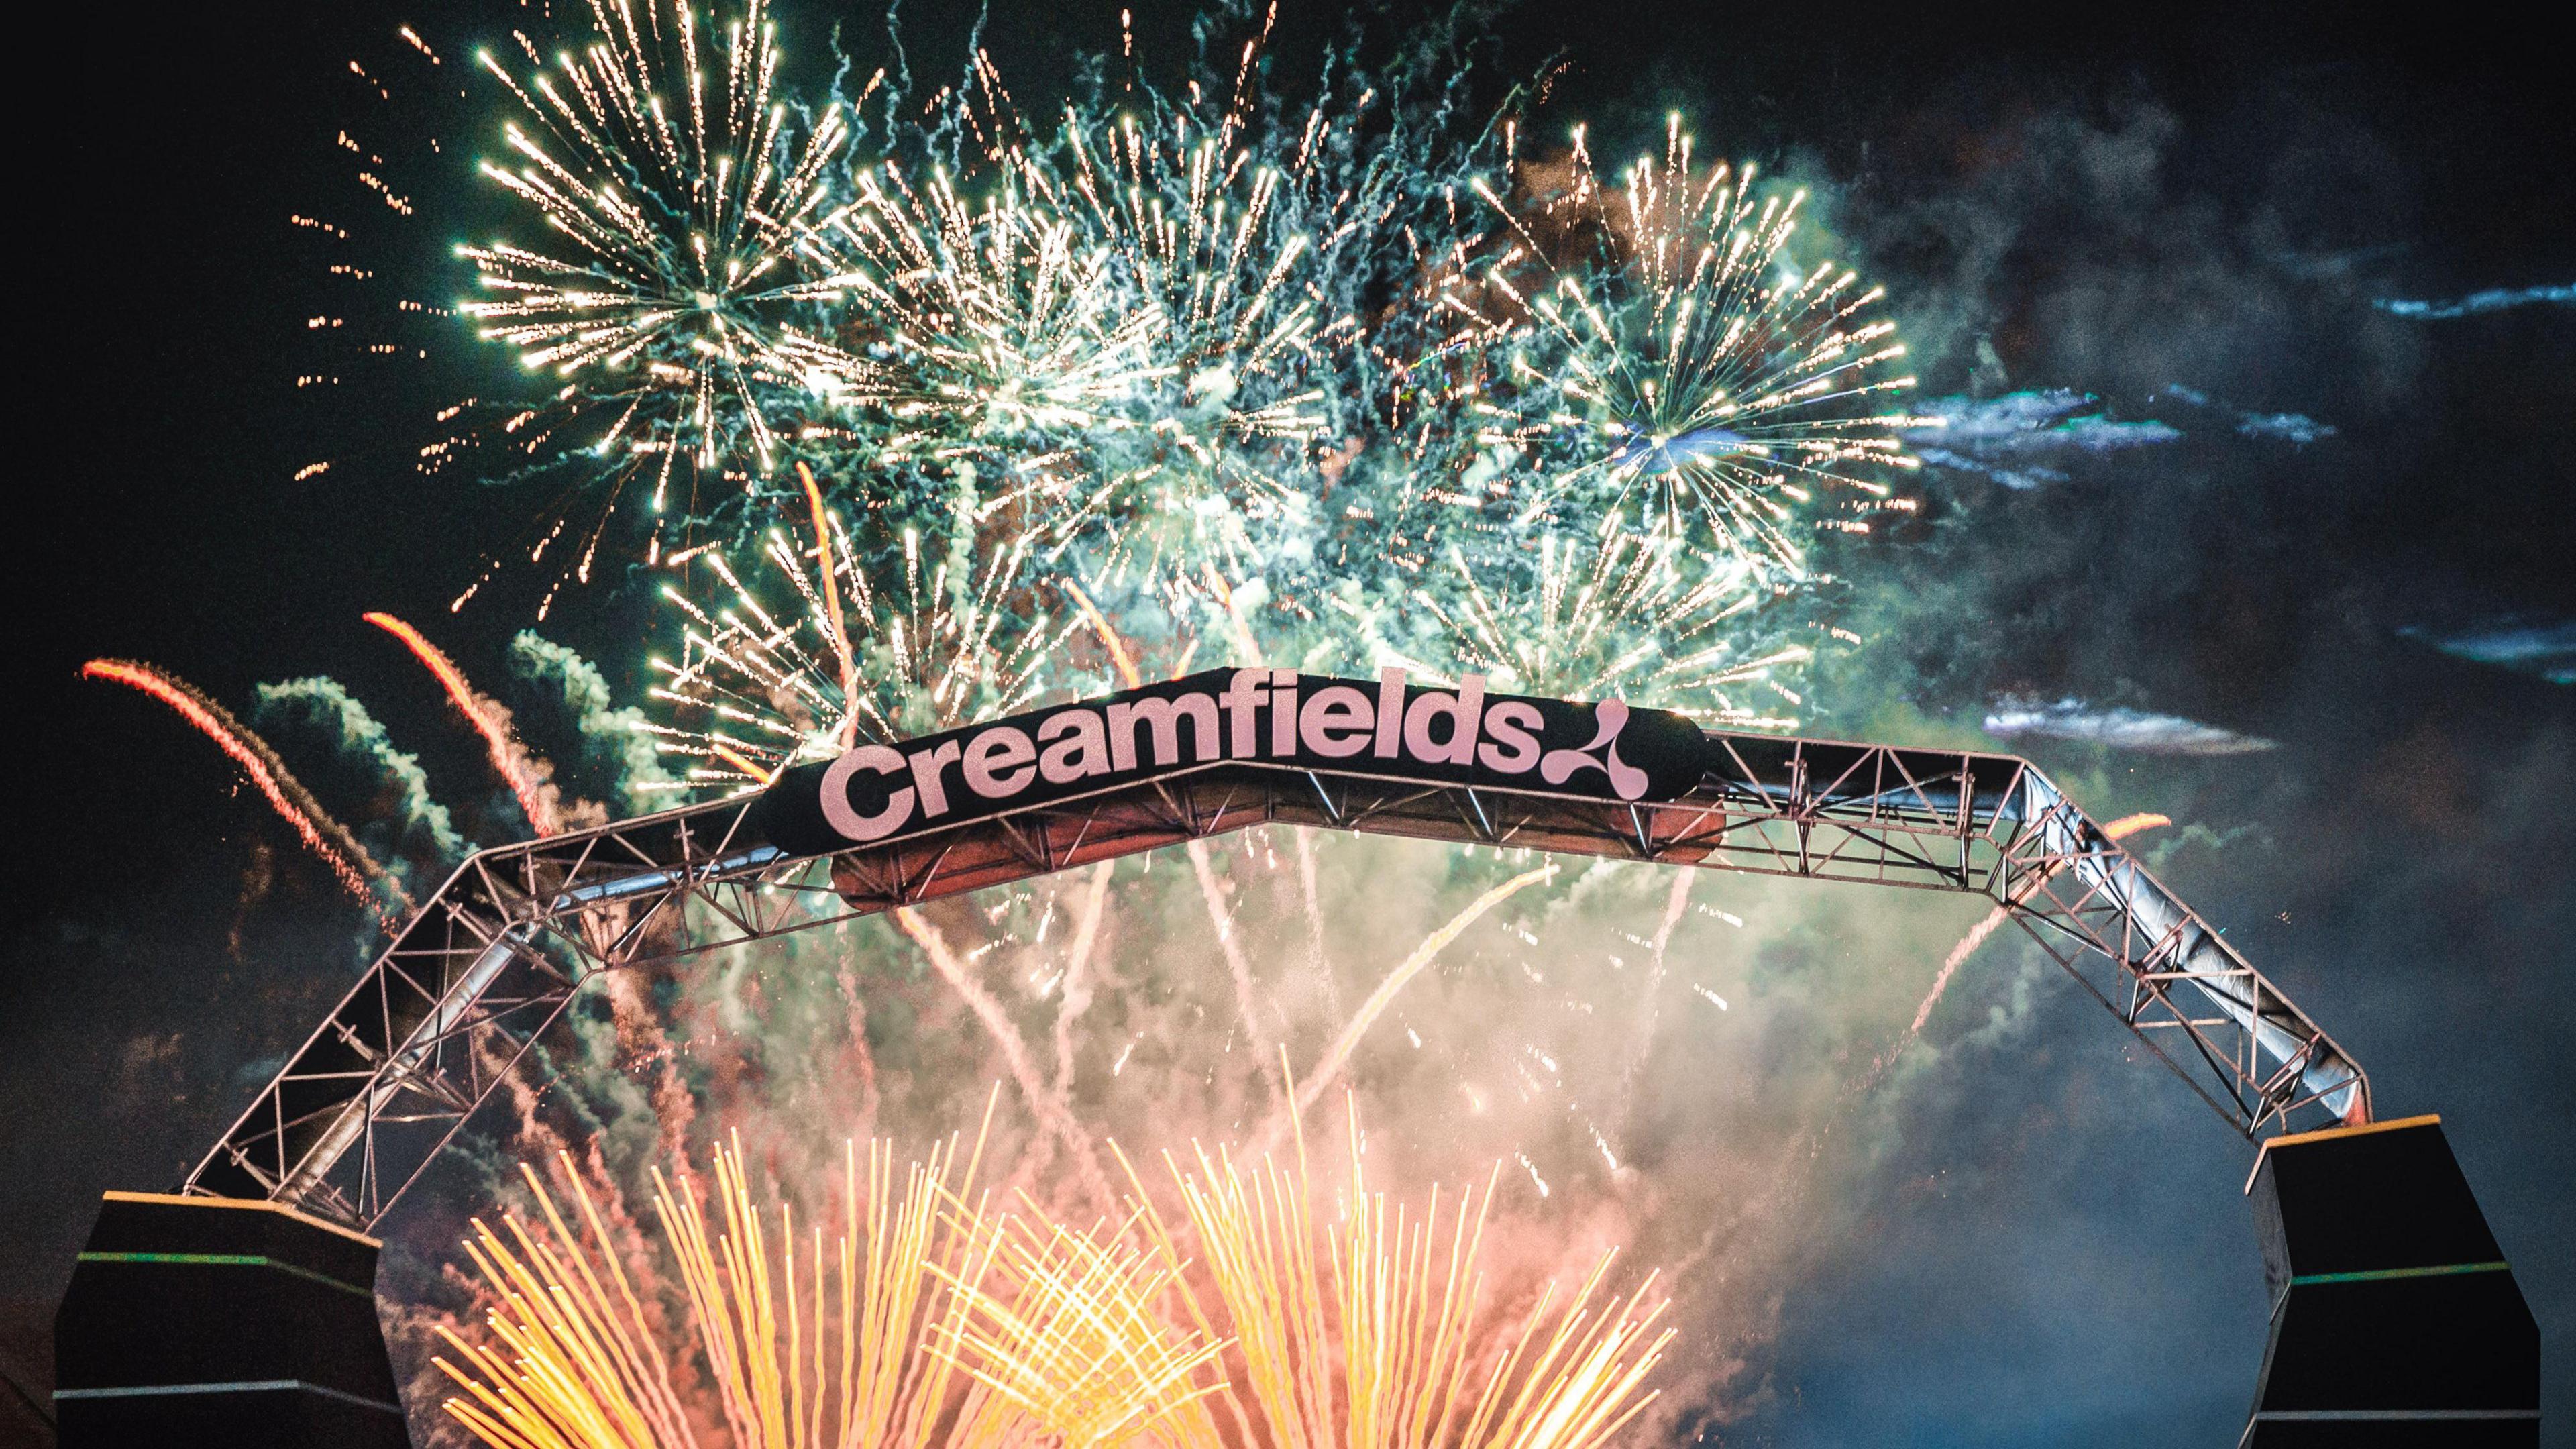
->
[2243, 1115, 2540, 1446]
[54, 1191, 409, 1447]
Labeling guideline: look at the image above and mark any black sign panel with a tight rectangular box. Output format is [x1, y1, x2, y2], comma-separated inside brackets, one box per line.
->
[748, 669, 1708, 859]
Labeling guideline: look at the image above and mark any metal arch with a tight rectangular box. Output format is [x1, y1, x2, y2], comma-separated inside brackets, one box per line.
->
[183, 731, 2369, 1231]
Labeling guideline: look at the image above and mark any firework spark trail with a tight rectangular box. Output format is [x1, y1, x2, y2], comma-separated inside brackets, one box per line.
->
[1069, 572, 1285, 1112]
[1101, 1097, 1673, 1449]
[1191, 840, 1288, 1113]
[832, 960, 885, 1150]
[365, 611, 563, 835]
[891, 906, 1114, 1212]
[600, 965, 706, 1167]
[1278, 863, 1560, 1145]
[435, 1126, 999, 1449]
[1051, 861, 1116, 1102]
[1028, 98, 1342, 589]
[81, 659, 402, 914]
[796, 462, 861, 746]
[924, 1202, 1230, 1449]
[1614, 870, 1697, 1116]
[1292, 829, 1336, 1016]
[1065, 578, 1140, 688]
[1855, 812, 2171, 1094]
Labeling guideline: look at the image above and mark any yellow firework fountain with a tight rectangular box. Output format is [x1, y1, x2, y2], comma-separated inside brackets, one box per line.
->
[434, 1104, 1667, 1449]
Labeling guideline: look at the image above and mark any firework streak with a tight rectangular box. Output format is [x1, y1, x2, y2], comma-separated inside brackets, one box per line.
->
[365, 612, 561, 835]
[81, 658, 401, 912]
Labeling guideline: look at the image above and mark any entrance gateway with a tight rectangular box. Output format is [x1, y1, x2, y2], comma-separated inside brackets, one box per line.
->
[58, 670, 2539, 1445]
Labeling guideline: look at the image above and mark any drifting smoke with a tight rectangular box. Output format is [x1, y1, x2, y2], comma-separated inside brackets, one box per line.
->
[2233, 411, 2335, 445]
[1982, 696, 2281, 755]
[2373, 284, 2574, 319]
[254, 676, 468, 866]
[509, 631, 678, 810]
[2154, 385, 2338, 445]
[1903, 390, 2180, 489]
[2399, 619, 2576, 685]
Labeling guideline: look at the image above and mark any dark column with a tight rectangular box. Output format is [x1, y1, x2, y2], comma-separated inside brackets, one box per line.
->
[2243, 1114, 2540, 1446]
[54, 1192, 410, 1447]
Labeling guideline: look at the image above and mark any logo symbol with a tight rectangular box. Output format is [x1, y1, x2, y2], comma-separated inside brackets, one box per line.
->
[1539, 698, 1651, 800]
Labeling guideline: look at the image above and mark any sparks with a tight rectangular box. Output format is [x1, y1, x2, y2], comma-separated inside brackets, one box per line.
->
[1430, 149, 1929, 582]
[81, 659, 398, 912]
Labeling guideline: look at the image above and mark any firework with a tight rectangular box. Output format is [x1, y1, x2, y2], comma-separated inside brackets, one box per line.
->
[435, 1128, 999, 1449]
[798, 147, 1168, 518]
[1098, 1100, 1672, 1449]
[794, 62, 1351, 596]
[244, 15, 1964, 1431]
[1006, 56, 1358, 590]
[639, 465, 1087, 790]
[1428, 119, 1926, 581]
[1368, 513, 1813, 726]
[365, 612, 566, 835]
[930, 1203, 1230, 1449]
[81, 658, 400, 912]
[438, 1104, 1668, 1449]
[457, 0, 867, 542]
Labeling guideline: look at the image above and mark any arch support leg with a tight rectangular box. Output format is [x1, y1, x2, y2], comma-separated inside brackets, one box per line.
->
[2243, 1116, 2539, 1446]
[54, 1192, 409, 1446]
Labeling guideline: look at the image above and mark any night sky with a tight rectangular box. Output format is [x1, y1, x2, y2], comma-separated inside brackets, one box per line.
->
[10, 1, 2571, 1444]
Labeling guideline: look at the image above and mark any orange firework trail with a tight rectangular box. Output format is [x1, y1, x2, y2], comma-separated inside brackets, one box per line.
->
[81, 658, 402, 913]
[1065, 578, 1141, 690]
[364, 612, 559, 836]
[796, 462, 861, 747]
[1862, 811, 2173, 1089]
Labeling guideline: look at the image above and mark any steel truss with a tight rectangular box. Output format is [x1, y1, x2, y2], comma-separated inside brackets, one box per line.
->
[185, 732, 2369, 1231]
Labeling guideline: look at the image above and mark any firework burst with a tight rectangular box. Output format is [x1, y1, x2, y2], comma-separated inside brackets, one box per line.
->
[438, 1105, 1670, 1449]
[1016, 58, 1357, 592]
[1361, 515, 1813, 726]
[797, 148, 1169, 516]
[458, 0, 866, 541]
[796, 49, 1357, 598]
[1106, 1101, 1674, 1449]
[639, 466, 1087, 791]
[1430, 119, 1927, 581]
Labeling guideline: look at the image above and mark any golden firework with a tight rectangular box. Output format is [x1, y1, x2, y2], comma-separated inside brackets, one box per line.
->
[434, 1127, 994, 1449]
[435, 1105, 1670, 1449]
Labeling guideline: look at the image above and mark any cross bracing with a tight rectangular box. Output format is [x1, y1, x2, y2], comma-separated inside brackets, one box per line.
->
[184, 730, 2369, 1232]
